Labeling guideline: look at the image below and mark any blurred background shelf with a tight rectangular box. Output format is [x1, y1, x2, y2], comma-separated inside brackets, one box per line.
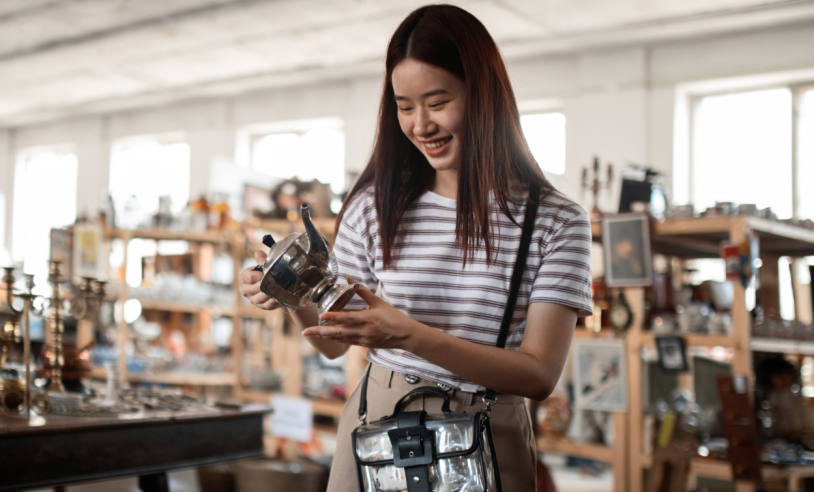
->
[91, 365, 237, 386]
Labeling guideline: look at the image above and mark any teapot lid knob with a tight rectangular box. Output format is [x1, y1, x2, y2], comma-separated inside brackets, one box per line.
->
[262, 235, 276, 248]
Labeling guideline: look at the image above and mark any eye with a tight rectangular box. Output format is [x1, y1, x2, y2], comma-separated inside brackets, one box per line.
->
[428, 101, 448, 108]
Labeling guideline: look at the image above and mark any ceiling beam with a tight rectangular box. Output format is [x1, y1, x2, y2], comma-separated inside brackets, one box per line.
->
[0, 0, 282, 63]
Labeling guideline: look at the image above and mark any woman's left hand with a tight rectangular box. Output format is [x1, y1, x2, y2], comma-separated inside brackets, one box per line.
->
[303, 278, 421, 350]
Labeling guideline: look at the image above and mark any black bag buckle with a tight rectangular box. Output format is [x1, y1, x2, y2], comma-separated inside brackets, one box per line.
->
[387, 425, 433, 467]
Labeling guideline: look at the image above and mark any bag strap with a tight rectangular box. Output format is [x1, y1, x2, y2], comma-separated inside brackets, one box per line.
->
[483, 184, 539, 404]
[357, 184, 540, 422]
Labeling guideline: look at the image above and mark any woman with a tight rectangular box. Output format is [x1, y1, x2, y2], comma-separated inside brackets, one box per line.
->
[239, 5, 592, 491]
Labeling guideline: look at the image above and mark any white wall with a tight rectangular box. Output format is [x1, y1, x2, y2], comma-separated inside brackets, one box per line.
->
[2, 20, 814, 256]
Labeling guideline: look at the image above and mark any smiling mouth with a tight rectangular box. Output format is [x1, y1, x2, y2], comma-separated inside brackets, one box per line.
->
[424, 137, 451, 150]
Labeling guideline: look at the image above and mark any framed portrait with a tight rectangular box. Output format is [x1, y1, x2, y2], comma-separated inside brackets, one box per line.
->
[655, 336, 689, 373]
[601, 213, 653, 288]
[573, 339, 628, 412]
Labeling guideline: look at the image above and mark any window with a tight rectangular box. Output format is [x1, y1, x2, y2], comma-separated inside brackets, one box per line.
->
[12, 149, 78, 291]
[251, 127, 345, 193]
[692, 88, 793, 218]
[520, 112, 566, 175]
[109, 139, 190, 227]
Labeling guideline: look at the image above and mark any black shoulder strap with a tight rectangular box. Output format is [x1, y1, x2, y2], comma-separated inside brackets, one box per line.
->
[483, 184, 539, 402]
[358, 184, 541, 420]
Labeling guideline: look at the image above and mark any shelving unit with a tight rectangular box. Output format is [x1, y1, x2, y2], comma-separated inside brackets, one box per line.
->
[100, 216, 358, 419]
[103, 226, 242, 389]
[602, 216, 814, 492]
[542, 216, 814, 492]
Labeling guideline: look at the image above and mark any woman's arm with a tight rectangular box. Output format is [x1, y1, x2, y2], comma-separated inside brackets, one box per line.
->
[308, 280, 577, 400]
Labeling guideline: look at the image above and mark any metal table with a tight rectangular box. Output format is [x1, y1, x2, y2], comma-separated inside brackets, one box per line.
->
[0, 408, 266, 491]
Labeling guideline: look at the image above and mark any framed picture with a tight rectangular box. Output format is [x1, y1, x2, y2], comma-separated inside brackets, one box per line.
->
[601, 213, 653, 288]
[72, 223, 104, 280]
[573, 339, 628, 412]
[655, 336, 689, 373]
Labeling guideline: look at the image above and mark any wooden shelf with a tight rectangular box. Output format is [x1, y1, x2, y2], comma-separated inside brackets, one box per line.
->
[592, 216, 814, 258]
[640, 453, 814, 482]
[750, 337, 814, 355]
[572, 328, 620, 339]
[536, 436, 614, 462]
[135, 298, 268, 319]
[91, 366, 236, 386]
[639, 331, 738, 348]
[239, 389, 346, 418]
[244, 217, 336, 234]
[107, 228, 231, 243]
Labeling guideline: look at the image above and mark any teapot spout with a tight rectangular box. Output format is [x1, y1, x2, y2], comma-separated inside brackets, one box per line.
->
[301, 204, 330, 265]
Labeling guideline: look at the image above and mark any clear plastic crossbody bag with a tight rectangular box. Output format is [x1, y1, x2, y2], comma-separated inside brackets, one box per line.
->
[350, 185, 540, 492]
[352, 386, 499, 492]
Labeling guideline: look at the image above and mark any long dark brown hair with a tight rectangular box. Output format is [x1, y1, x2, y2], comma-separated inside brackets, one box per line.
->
[337, 4, 554, 269]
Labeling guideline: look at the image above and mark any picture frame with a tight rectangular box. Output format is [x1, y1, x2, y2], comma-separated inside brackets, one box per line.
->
[72, 223, 105, 281]
[655, 336, 689, 373]
[573, 339, 628, 412]
[601, 213, 653, 288]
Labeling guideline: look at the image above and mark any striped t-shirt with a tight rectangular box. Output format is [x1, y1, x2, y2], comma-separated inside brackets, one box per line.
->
[333, 186, 593, 391]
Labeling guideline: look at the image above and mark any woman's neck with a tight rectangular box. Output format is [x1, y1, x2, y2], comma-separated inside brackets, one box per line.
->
[429, 169, 458, 199]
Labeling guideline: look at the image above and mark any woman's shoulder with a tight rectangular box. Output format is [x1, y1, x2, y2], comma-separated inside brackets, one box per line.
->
[535, 190, 590, 226]
[341, 185, 378, 226]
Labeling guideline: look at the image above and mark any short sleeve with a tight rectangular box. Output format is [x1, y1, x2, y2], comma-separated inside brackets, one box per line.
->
[332, 207, 379, 311]
[529, 211, 593, 317]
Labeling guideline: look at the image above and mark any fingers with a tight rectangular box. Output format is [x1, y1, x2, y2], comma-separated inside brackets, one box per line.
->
[254, 250, 268, 265]
[320, 310, 364, 325]
[240, 274, 263, 297]
[303, 326, 362, 344]
[347, 276, 381, 306]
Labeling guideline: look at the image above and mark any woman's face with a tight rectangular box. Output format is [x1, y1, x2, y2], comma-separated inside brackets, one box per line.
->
[391, 58, 466, 172]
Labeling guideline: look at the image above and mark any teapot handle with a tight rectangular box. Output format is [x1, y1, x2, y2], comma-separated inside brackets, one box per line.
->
[252, 234, 277, 272]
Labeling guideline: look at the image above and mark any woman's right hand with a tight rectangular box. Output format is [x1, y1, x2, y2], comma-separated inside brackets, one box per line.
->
[239, 250, 282, 310]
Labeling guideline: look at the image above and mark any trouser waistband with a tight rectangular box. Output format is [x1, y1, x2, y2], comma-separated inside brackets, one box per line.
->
[368, 363, 525, 406]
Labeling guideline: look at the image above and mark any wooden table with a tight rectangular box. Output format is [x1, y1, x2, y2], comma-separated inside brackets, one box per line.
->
[0, 407, 267, 491]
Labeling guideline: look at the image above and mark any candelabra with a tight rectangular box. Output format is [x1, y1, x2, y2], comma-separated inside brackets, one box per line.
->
[581, 156, 614, 217]
[2, 266, 50, 416]
[70, 276, 107, 323]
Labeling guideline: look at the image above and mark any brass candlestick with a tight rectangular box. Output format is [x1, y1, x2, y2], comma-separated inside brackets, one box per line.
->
[2, 266, 50, 415]
[0, 320, 20, 367]
[581, 156, 614, 217]
[46, 261, 66, 393]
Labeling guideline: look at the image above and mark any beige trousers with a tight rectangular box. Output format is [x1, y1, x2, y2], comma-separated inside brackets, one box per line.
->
[327, 364, 537, 492]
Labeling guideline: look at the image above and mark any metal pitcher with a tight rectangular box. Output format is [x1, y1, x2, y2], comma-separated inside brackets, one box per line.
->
[254, 204, 358, 316]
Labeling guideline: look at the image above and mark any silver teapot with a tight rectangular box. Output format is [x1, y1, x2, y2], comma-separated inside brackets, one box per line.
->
[254, 204, 358, 316]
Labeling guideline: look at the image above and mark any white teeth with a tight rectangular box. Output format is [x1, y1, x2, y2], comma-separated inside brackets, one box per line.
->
[425, 138, 450, 149]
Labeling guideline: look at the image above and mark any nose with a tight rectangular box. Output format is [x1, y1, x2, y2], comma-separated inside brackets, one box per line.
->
[413, 107, 436, 137]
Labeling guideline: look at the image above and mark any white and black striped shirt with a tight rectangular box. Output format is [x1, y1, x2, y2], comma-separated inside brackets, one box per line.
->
[334, 187, 593, 391]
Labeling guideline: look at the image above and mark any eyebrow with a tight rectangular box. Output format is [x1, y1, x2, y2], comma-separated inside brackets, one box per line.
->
[394, 89, 450, 101]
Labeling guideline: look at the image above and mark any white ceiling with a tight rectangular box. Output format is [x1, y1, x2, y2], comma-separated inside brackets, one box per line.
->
[1, 0, 813, 128]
